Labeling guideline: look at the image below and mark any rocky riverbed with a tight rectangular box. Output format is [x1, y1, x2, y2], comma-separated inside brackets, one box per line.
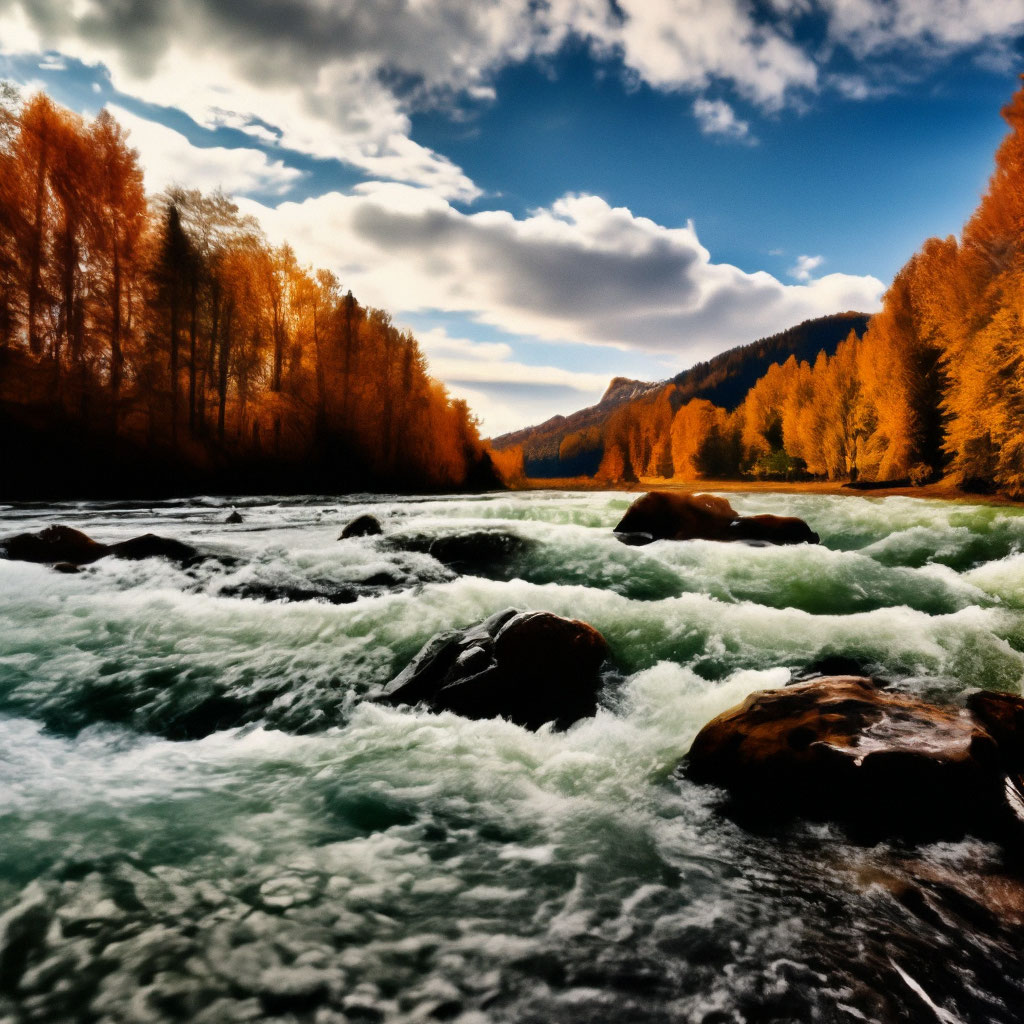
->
[2, 489, 1024, 1022]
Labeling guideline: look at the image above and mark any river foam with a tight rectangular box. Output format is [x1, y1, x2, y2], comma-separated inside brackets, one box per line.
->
[1, 490, 1023, 1023]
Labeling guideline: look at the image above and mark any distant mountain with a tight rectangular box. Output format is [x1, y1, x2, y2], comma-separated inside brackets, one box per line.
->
[491, 312, 871, 478]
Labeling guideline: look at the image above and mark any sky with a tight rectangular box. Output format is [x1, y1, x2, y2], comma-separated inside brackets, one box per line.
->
[1, 2, 1023, 436]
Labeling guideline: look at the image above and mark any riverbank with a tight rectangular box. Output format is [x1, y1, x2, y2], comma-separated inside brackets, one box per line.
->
[509, 474, 1023, 506]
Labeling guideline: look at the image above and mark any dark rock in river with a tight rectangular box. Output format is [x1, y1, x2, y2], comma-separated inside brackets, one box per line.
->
[386, 530, 532, 575]
[379, 608, 609, 730]
[225, 509, 244, 524]
[0, 524, 108, 565]
[727, 513, 820, 546]
[614, 492, 735, 544]
[1, 525, 205, 568]
[613, 492, 819, 546]
[219, 582, 361, 605]
[108, 533, 201, 566]
[684, 675, 1024, 843]
[340, 514, 383, 539]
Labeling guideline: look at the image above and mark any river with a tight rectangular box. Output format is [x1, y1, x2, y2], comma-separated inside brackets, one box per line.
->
[1, 490, 1023, 1023]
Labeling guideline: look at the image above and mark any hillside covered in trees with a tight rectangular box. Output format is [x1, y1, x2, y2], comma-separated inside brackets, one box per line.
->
[491, 312, 870, 480]
[494, 80, 1024, 497]
[0, 87, 496, 499]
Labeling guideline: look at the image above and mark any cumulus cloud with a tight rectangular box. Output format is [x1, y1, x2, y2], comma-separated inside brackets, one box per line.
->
[789, 253, 825, 281]
[109, 106, 303, 196]
[692, 97, 753, 141]
[3, 0, 1019, 200]
[0, 0, 488, 199]
[239, 185, 884, 360]
[820, 0, 1024, 58]
[612, 0, 818, 109]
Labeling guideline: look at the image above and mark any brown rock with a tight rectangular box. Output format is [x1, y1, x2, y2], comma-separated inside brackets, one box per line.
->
[613, 492, 818, 546]
[0, 525, 109, 565]
[613, 492, 737, 544]
[727, 513, 820, 545]
[684, 676, 1024, 843]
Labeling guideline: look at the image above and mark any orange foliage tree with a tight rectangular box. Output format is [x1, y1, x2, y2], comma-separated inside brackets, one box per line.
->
[0, 87, 493, 495]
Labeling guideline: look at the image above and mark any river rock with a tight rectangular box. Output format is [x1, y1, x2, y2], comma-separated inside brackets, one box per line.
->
[108, 533, 201, 566]
[684, 676, 1024, 843]
[727, 513, 820, 545]
[1, 526, 203, 568]
[613, 492, 819, 546]
[379, 608, 609, 730]
[386, 530, 531, 575]
[340, 514, 383, 539]
[0, 524, 108, 565]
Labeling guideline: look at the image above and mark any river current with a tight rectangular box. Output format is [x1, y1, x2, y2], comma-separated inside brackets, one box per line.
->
[1, 490, 1024, 1023]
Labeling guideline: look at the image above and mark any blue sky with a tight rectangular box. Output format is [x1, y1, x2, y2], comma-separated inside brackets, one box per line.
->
[1, 1, 1022, 434]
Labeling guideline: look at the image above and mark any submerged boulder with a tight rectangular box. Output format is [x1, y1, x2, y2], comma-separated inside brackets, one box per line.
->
[340, 514, 383, 539]
[613, 492, 819, 546]
[386, 530, 532, 576]
[684, 676, 1024, 843]
[379, 608, 609, 730]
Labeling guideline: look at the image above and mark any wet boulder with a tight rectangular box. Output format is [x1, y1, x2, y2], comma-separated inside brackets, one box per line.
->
[684, 676, 1024, 843]
[614, 492, 736, 544]
[225, 509, 244, 524]
[1, 525, 205, 568]
[340, 514, 383, 539]
[0, 524, 108, 565]
[379, 608, 610, 730]
[613, 492, 819, 546]
[727, 514, 819, 546]
[108, 533, 201, 566]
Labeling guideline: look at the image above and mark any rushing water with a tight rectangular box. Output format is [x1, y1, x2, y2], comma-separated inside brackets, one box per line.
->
[2, 490, 1024, 1024]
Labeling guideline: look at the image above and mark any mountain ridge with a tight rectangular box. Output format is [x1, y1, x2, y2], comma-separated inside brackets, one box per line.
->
[491, 311, 871, 479]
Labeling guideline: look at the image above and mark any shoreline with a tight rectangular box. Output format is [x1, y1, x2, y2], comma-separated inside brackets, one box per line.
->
[507, 476, 1024, 507]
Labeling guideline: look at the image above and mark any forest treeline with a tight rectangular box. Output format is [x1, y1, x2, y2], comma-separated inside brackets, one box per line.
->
[491, 312, 869, 479]
[0, 86, 495, 498]
[495, 80, 1024, 497]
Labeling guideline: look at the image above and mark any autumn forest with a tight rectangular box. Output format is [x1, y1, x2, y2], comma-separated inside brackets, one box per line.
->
[0, 86, 495, 498]
[495, 81, 1024, 499]
[3, 81, 1024, 499]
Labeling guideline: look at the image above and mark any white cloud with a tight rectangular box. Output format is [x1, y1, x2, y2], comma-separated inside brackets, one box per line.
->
[417, 329, 515, 365]
[692, 97, 753, 141]
[239, 186, 884, 360]
[1, 0, 1021, 204]
[108, 105, 303, 196]
[821, 0, 1024, 57]
[418, 328, 608, 390]
[415, 326, 611, 434]
[610, 0, 818, 108]
[789, 253, 825, 281]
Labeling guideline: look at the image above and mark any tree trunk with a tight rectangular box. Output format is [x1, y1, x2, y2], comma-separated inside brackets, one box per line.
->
[27, 134, 48, 356]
